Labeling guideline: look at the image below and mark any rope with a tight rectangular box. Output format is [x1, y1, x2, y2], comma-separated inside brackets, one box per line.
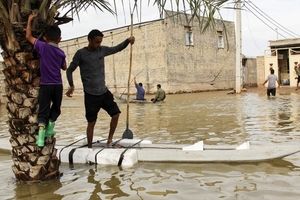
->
[67, 139, 106, 168]
[58, 136, 87, 161]
[94, 138, 123, 165]
[118, 139, 143, 166]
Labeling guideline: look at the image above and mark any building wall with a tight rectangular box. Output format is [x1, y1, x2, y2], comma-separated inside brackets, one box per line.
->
[60, 12, 236, 94]
[104, 20, 168, 94]
[164, 12, 236, 92]
[288, 50, 300, 87]
[256, 56, 265, 85]
[261, 39, 300, 87]
[60, 20, 168, 95]
[243, 58, 257, 87]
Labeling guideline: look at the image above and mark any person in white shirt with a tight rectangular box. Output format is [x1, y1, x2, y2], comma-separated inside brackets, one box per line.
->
[262, 68, 280, 97]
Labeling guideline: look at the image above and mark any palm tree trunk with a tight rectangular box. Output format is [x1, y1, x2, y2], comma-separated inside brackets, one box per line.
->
[1, 20, 60, 182]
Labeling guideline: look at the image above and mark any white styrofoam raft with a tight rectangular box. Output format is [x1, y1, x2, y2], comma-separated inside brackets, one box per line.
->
[57, 138, 152, 167]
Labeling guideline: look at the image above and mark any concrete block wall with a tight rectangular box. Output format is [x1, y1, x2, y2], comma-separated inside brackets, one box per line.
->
[164, 12, 236, 92]
[256, 56, 265, 85]
[243, 58, 257, 87]
[60, 12, 236, 95]
[60, 20, 169, 95]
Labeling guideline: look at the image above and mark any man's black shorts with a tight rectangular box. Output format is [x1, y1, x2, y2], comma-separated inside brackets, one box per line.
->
[267, 88, 276, 96]
[84, 90, 121, 122]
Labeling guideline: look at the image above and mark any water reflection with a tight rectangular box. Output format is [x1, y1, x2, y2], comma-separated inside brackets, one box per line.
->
[14, 180, 63, 200]
[2, 157, 299, 200]
[89, 169, 129, 199]
[1, 90, 300, 199]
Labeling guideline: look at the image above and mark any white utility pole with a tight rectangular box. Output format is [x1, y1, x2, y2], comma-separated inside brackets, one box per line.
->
[235, 0, 242, 93]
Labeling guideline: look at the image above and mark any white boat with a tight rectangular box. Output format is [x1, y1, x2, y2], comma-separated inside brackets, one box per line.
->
[113, 92, 154, 104]
[129, 99, 152, 104]
[1, 136, 300, 168]
[55, 137, 300, 167]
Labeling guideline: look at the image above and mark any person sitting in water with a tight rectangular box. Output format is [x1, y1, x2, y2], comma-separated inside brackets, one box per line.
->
[151, 84, 166, 103]
[134, 77, 145, 100]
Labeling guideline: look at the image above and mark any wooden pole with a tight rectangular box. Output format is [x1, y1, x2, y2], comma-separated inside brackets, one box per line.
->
[122, 13, 134, 139]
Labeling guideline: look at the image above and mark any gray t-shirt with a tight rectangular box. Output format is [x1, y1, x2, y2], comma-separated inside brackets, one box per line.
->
[267, 74, 277, 89]
[67, 39, 130, 95]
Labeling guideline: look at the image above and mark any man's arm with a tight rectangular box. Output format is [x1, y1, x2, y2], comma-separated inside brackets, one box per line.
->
[62, 60, 67, 71]
[134, 77, 138, 88]
[26, 13, 38, 45]
[103, 36, 135, 56]
[262, 80, 267, 85]
[65, 51, 80, 97]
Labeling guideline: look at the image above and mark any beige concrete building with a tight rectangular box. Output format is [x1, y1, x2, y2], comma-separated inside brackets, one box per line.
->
[60, 11, 236, 94]
[256, 56, 265, 85]
[257, 38, 300, 87]
[243, 57, 257, 87]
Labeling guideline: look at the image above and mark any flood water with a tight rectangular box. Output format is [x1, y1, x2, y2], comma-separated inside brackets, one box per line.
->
[1, 88, 300, 200]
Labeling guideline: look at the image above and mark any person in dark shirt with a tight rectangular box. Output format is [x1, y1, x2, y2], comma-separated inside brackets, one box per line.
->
[66, 29, 135, 148]
[26, 12, 67, 147]
[134, 77, 145, 100]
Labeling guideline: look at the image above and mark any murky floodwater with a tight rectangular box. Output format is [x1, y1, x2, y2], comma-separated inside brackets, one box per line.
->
[1, 89, 300, 200]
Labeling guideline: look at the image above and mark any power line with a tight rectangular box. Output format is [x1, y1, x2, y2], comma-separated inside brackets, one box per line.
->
[243, 4, 287, 39]
[247, 0, 300, 37]
[245, 0, 299, 38]
[243, 9, 263, 52]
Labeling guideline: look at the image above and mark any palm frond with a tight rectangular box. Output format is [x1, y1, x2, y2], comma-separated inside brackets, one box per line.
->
[39, 0, 51, 19]
[0, 0, 9, 23]
[0, 0, 12, 37]
[150, 0, 234, 32]
[54, 0, 115, 19]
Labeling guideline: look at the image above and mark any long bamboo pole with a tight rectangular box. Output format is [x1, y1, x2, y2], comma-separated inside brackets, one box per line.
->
[122, 13, 134, 139]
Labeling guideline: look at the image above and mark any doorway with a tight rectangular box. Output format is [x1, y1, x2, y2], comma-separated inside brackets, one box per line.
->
[277, 49, 289, 85]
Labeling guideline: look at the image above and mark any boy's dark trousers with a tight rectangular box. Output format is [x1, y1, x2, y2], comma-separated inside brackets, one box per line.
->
[38, 84, 63, 125]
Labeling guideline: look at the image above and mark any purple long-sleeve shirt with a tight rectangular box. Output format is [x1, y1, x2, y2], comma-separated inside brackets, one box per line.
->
[34, 39, 66, 85]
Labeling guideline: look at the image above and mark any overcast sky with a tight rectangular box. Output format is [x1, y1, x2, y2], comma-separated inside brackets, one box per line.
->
[0, 0, 298, 61]
[59, 0, 300, 57]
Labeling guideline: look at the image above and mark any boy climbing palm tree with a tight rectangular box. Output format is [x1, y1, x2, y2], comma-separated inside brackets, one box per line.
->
[26, 12, 67, 147]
